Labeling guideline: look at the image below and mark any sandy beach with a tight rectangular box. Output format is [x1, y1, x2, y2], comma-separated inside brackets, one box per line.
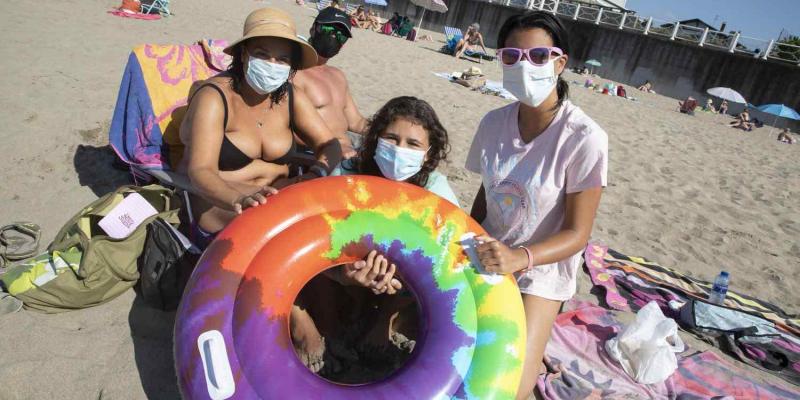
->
[0, 0, 798, 398]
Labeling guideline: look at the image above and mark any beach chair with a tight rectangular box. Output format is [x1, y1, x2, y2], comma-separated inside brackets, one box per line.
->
[108, 39, 232, 191]
[316, 0, 332, 11]
[344, 3, 358, 15]
[141, 0, 171, 16]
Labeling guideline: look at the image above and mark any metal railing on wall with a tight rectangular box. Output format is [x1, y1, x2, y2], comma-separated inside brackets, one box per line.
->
[480, 0, 800, 66]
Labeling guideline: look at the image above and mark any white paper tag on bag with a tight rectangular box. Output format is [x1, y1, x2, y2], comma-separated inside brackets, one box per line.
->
[98, 193, 158, 239]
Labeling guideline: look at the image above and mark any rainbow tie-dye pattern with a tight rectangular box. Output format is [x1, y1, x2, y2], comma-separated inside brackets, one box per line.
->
[175, 175, 526, 399]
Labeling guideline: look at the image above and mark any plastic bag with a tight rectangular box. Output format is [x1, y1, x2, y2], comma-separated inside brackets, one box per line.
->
[605, 301, 685, 384]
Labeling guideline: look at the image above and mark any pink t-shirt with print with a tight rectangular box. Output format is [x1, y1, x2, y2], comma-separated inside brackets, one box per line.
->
[465, 100, 608, 301]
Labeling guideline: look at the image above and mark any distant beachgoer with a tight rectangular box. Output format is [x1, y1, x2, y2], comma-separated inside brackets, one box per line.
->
[637, 80, 654, 93]
[454, 23, 488, 59]
[718, 100, 729, 115]
[729, 108, 753, 131]
[471, 11, 608, 398]
[331, 0, 343, 9]
[778, 128, 796, 144]
[704, 98, 716, 112]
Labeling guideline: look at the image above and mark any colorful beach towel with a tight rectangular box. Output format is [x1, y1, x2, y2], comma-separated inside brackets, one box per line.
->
[108, 39, 230, 174]
[537, 300, 800, 399]
[584, 243, 800, 386]
[107, 10, 161, 20]
[584, 243, 800, 335]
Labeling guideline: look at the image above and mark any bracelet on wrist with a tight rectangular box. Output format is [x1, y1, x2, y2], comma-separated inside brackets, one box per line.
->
[517, 246, 534, 273]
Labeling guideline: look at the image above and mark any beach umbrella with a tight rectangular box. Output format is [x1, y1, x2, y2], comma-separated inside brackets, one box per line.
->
[755, 103, 800, 134]
[706, 87, 747, 104]
[364, 0, 388, 6]
[410, 0, 448, 31]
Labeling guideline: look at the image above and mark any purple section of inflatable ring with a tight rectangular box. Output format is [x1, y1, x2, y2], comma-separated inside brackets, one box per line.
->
[176, 235, 476, 399]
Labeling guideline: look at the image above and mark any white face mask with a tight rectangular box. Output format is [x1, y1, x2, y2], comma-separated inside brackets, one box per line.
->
[373, 138, 427, 181]
[502, 58, 560, 108]
[244, 55, 290, 95]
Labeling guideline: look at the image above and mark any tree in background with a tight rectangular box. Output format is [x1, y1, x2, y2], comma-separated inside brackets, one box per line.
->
[772, 35, 800, 62]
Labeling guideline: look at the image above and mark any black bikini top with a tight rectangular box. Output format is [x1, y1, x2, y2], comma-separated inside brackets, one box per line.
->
[190, 83, 297, 171]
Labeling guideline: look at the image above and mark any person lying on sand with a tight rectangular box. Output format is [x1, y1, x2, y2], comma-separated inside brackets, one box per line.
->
[454, 23, 488, 59]
[293, 96, 459, 373]
[778, 128, 796, 144]
[729, 109, 753, 131]
[637, 80, 654, 93]
[470, 12, 607, 399]
[295, 7, 368, 159]
[176, 8, 341, 250]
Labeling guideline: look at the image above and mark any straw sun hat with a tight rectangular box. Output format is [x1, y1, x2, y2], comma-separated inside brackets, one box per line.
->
[223, 8, 318, 70]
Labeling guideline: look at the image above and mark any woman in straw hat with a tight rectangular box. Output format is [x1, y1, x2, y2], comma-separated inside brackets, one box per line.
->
[178, 7, 342, 249]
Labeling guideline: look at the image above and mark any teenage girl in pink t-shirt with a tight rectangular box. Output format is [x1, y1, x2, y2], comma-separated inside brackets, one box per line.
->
[465, 11, 608, 398]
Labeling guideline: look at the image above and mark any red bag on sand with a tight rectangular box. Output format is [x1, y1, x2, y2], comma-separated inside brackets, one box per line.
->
[381, 22, 392, 35]
[120, 0, 141, 13]
[406, 28, 417, 41]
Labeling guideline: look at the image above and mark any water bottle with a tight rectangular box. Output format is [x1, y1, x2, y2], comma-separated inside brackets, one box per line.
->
[708, 271, 730, 304]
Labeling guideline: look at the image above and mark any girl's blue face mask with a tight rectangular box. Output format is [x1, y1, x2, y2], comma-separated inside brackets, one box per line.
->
[373, 138, 427, 181]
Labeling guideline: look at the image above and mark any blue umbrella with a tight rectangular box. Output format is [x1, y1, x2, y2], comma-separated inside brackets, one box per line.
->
[755, 103, 800, 134]
[364, 0, 388, 6]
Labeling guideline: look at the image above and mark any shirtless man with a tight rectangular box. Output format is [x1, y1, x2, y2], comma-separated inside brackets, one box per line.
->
[294, 7, 368, 158]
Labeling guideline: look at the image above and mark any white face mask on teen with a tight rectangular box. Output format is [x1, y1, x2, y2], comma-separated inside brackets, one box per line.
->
[373, 138, 427, 181]
[245, 55, 291, 95]
[502, 58, 560, 108]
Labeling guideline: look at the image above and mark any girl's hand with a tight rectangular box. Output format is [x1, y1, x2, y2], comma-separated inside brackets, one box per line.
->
[474, 235, 528, 274]
[232, 186, 278, 214]
[343, 250, 402, 295]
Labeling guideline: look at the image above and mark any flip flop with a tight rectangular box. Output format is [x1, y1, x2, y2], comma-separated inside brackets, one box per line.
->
[0, 222, 41, 262]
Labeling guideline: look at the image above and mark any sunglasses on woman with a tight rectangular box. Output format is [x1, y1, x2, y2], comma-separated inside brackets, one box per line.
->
[319, 25, 349, 44]
[497, 47, 563, 66]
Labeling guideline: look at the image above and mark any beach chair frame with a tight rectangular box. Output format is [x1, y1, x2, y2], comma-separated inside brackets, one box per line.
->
[141, 0, 171, 16]
[316, 0, 332, 11]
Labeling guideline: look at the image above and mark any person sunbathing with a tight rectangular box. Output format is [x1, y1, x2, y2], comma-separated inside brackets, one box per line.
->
[293, 96, 459, 374]
[729, 109, 753, 131]
[177, 8, 342, 251]
[454, 23, 488, 59]
[778, 128, 796, 144]
[637, 80, 654, 93]
[703, 98, 716, 112]
[351, 6, 380, 30]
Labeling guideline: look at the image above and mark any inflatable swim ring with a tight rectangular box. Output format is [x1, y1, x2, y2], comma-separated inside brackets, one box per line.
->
[175, 175, 526, 399]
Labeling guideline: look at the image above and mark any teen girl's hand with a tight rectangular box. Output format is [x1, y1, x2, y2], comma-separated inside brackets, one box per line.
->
[343, 250, 403, 295]
[474, 235, 529, 274]
[232, 186, 278, 214]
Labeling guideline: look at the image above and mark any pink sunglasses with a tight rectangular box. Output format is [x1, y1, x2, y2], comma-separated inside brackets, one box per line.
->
[497, 47, 563, 66]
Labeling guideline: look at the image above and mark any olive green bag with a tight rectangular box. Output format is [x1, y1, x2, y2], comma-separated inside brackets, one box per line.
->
[1, 185, 181, 313]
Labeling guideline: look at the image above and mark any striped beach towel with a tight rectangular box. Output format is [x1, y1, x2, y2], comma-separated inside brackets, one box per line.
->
[108, 39, 230, 175]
